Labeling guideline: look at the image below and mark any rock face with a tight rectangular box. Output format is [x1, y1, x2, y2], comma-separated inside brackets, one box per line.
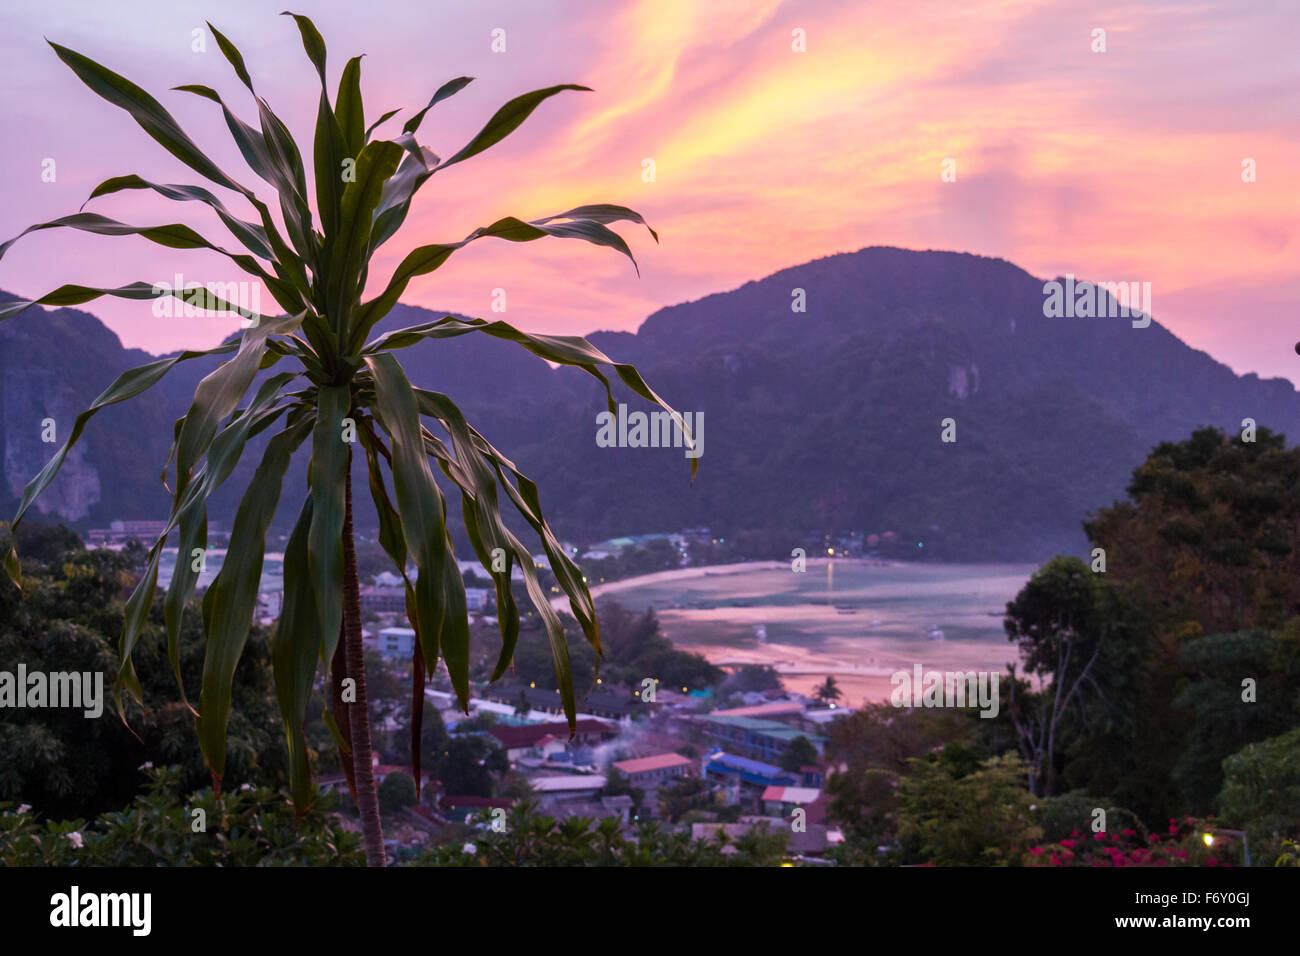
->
[1, 365, 101, 519]
[0, 296, 168, 528]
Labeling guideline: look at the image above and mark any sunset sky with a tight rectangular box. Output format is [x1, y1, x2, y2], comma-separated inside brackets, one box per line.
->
[0, 0, 1295, 380]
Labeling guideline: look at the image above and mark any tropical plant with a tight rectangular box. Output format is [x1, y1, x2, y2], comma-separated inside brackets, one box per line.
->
[0, 13, 693, 866]
[812, 675, 842, 707]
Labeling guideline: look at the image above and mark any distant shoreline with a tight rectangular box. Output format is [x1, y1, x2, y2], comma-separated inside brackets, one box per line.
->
[552, 556, 899, 609]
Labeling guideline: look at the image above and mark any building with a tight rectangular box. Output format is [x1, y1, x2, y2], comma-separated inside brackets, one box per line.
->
[710, 700, 807, 720]
[513, 686, 637, 721]
[702, 752, 797, 808]
[761, 786, 826, 824]
[361, 585, 406, 614]
[465, 587, 488, 612]
[611, 753, 693, 789]
[438, 795, 514, 818]
[528, 774, 607, 804]
[378, 626, 415, 656]
[487, 719, 617, 762]
[87, 519, 223, 548]
[695, 714, 828, 763]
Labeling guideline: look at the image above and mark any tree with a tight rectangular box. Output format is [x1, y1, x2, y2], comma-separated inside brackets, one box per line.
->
[1003, 555, 1137, 796]
[896, 752, 1041, 866]
[719, 664, 783, 696]
[0, 535, 286, 819]
[657, 775, 714, 822]
[596, 766, 645, 812]
[779, 736, 818, 773]
[1173, 628, 1300, 811]
[378, 771, 418, 815]
[812, 676, 842, 707]
[0, 14, 691, 866]
[1216, 727, 1300, 862]
[434, 736, 506, 798]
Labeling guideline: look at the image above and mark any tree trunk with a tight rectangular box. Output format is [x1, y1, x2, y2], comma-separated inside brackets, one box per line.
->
[342, 455, 387, 866]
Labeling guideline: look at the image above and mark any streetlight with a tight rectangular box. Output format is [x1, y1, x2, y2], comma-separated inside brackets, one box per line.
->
[1202, 828, 1251, 867]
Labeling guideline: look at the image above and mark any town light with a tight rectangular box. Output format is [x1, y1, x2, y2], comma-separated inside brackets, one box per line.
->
[1201, 828, 1251, 866]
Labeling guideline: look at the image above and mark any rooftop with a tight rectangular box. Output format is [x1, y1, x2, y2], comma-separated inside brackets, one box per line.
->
[488, 719, 615, 750]
[711, 700, 806, 718]
[760, 786, 822, 804]
[528, 774, 608, 793]
[612, 753, 693, 774]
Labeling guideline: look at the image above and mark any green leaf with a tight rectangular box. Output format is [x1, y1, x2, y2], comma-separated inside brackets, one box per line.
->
[281, 11, 328, 87]
[438, 84, 590, 172]
[308, 385, 351, 666]
[367, 314, 697, 480]
[335, 55, 365, 156]
[368, 144, 441, 254]
[170, 84, 315, 299]
[206, 21, 255, 92]
[365, 354, 468, 704]
[0, 212, 297, 309]
[413, 393, 526, 680]
[418, 390, 595, 709]
[402, 76, 473, 135]
[0, 281, 273, 326]
[197, 417, 311, 780]
[82, 175, 275, 260]
[355, 211, 645, 338]
[356, 419, 410, 587]
[365, 108, 400, 141]
[313, 89, 348, 251]
[173, 313, 305, 504]
[273, 493, 323, 813]
[47, 42, 249, 196]
[163, 372, 296, 706]
[531, 203, 659, 243]
[326, 139, 403, 341]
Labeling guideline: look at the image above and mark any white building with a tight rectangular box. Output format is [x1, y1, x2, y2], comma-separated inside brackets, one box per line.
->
[378, 626, 415, 656]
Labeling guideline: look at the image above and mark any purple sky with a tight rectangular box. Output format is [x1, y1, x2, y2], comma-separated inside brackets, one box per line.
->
[1, 0, 1296, 381]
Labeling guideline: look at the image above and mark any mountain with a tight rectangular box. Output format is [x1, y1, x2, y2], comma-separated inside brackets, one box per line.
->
[2, 247, 1296, 562]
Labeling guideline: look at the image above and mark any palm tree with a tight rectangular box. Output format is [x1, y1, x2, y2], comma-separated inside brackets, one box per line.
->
[813, 675, 842, 707]
[0, 13, 694, 867]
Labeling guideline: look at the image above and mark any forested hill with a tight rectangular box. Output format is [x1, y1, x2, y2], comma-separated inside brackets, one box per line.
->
[2, 247, 1296, 561]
